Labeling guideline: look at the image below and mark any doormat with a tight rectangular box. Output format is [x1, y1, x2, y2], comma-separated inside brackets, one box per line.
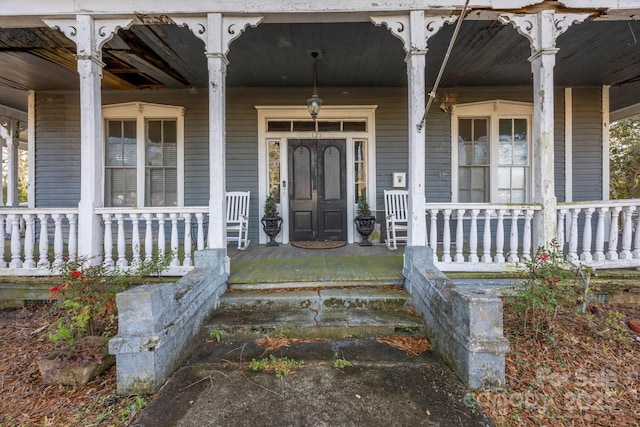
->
[291, 241, 347, 249]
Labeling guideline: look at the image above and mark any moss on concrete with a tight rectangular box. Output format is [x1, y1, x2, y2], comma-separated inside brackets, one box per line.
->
[229, 255, 403, 284]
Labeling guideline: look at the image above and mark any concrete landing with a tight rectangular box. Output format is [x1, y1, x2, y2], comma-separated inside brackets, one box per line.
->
[132, 339, 494, 427]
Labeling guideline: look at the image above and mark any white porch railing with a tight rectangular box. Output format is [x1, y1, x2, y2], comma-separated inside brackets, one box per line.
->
[95, 207, 209, 274]
[0, 208, 79, 275]
[0, 207, 210, 276]
[425, 204, 541, 272]
[3, 200, 640, 276]
[557, 199, 640, 269]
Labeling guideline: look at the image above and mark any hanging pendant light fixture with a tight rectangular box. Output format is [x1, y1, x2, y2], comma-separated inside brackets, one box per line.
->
[306, 51, 323, 120]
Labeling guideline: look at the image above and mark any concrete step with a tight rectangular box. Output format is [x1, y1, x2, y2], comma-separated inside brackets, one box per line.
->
[219, 286, 411, 311]
[228, 278, 404, 290]
[202, 307, 425, 340]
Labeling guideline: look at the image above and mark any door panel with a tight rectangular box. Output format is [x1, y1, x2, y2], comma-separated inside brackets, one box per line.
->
[317, 140, 347, 240]
[288, 139, 346, 241]
[289, 142, 316, 241]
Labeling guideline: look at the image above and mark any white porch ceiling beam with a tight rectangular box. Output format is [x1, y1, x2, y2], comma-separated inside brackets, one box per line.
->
[0, 105, 27, 123]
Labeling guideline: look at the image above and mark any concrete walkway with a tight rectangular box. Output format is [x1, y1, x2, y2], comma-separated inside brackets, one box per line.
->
[132, 339, 494, 427]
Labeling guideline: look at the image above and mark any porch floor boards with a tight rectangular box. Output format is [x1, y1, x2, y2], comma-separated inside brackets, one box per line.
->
[227, 244, 404, 285]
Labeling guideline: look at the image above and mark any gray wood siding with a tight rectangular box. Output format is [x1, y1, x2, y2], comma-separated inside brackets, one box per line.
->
[33, 86, 603, 243]
[572, 88, 603, 201]
[35, 92, 81, 207]
[555, 90, 566, 202]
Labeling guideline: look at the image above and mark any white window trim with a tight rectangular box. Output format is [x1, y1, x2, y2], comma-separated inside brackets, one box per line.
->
[102, 102, 185, 207]
[451, 100, 533, 203]
[256, 105, 377, 244]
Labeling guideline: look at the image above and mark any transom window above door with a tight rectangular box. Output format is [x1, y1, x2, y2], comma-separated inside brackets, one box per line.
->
[451, 100, 533, 204]
[102, 102, 185, 207]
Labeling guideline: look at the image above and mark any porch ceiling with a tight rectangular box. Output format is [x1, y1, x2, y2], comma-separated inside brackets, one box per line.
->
[0, 19, 639, 115]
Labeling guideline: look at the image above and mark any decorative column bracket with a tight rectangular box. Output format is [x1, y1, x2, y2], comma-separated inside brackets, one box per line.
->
[170, 15, 263, 55]
[0, 118, 17, 141]
[371, 13, 457, 57]
[44, 16, 134, 64]
[499, 12, 590, 59]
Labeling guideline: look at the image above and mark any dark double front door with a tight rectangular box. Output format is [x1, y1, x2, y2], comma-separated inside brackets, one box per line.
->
[288, 139, 347, 241]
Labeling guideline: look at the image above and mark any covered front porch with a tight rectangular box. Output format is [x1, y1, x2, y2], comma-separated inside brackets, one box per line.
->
[1, 198, 640, 275]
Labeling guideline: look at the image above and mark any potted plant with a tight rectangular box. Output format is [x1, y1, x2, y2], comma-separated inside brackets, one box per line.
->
[261, 195, 283, 246]
[354, 194, 376, 246]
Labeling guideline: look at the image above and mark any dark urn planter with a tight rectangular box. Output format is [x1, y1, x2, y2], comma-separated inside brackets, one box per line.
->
[261, 216, 283, 246]
[354, 215, 376, 246]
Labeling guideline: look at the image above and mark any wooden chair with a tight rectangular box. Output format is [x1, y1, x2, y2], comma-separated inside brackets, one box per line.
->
[226, 191, 250, 250]
[384, 190, 408, 250]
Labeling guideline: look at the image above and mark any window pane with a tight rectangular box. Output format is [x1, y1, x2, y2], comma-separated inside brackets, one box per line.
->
[510, 189, 525, 203]
[165, 169, 177, 206]
[473, 139, 487, 165]
[497, 190, 511, 204]
[148, 169, 164, 206]
[514, 119, 527, 142]
[459, 166, 488, 203]
[499, 119, 512, 142]
[498, 167, 511, 187]
[514, 140, 528, 165]
[268, 140, 280, 203]
[109, 168, 137, 207]
[148, 143, 163, 166]
[148, 120, 161, 144]
[499, 141, 513, 165]
[292, 121, 315, 132]
[165, 169, 177, 192]
[163, 120, 177, 143]
[474, 119, 487, 142]
[512, 167, 525, 188]
[108, 142, 122, 166]
[324, 145, 341, 200]
[125, 169, 137, 206]
[459, 119, 472, 142]
[343, 121, 366, 132]
[318, 121, 340, 132]
[164, 142, 177, 166]
[354, 140, 366, 199]
[267, 121, 291, 132]
[123, 142, 136, 166]
[458, 139, 471, 166]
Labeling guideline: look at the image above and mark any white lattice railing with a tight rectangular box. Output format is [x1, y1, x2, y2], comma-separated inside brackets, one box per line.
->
[425, 204, 542, 272]
[0, 209, 79, 274]
[95, 207, 209, 272]
[557, 199, 640, 268]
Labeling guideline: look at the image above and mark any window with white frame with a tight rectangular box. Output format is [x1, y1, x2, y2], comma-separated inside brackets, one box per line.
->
[452, 101, 532, 204]
[103, 102, 184, 207]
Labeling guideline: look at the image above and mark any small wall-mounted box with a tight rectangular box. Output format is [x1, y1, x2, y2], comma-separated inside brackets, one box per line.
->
[393, 172, 406, 188]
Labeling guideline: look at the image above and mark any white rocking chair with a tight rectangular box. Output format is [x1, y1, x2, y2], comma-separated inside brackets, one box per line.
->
[226, 191, 250, 250]
[384, 189, 408, 250]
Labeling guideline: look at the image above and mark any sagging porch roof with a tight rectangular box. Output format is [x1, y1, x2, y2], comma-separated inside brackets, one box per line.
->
[0, 12, 639, 117]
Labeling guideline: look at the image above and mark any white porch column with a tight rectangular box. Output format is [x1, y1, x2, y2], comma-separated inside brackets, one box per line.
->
[46, 16, 133, 264]
[500, 11, 588, 250]
[406, 11, 428, 246]
[173, 14, 261, 249]
[372, 12, 454, 247]
[0, 119, 19, 207]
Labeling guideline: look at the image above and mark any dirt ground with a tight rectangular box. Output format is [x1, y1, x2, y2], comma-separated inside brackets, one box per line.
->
[1, 301, 639, 426]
